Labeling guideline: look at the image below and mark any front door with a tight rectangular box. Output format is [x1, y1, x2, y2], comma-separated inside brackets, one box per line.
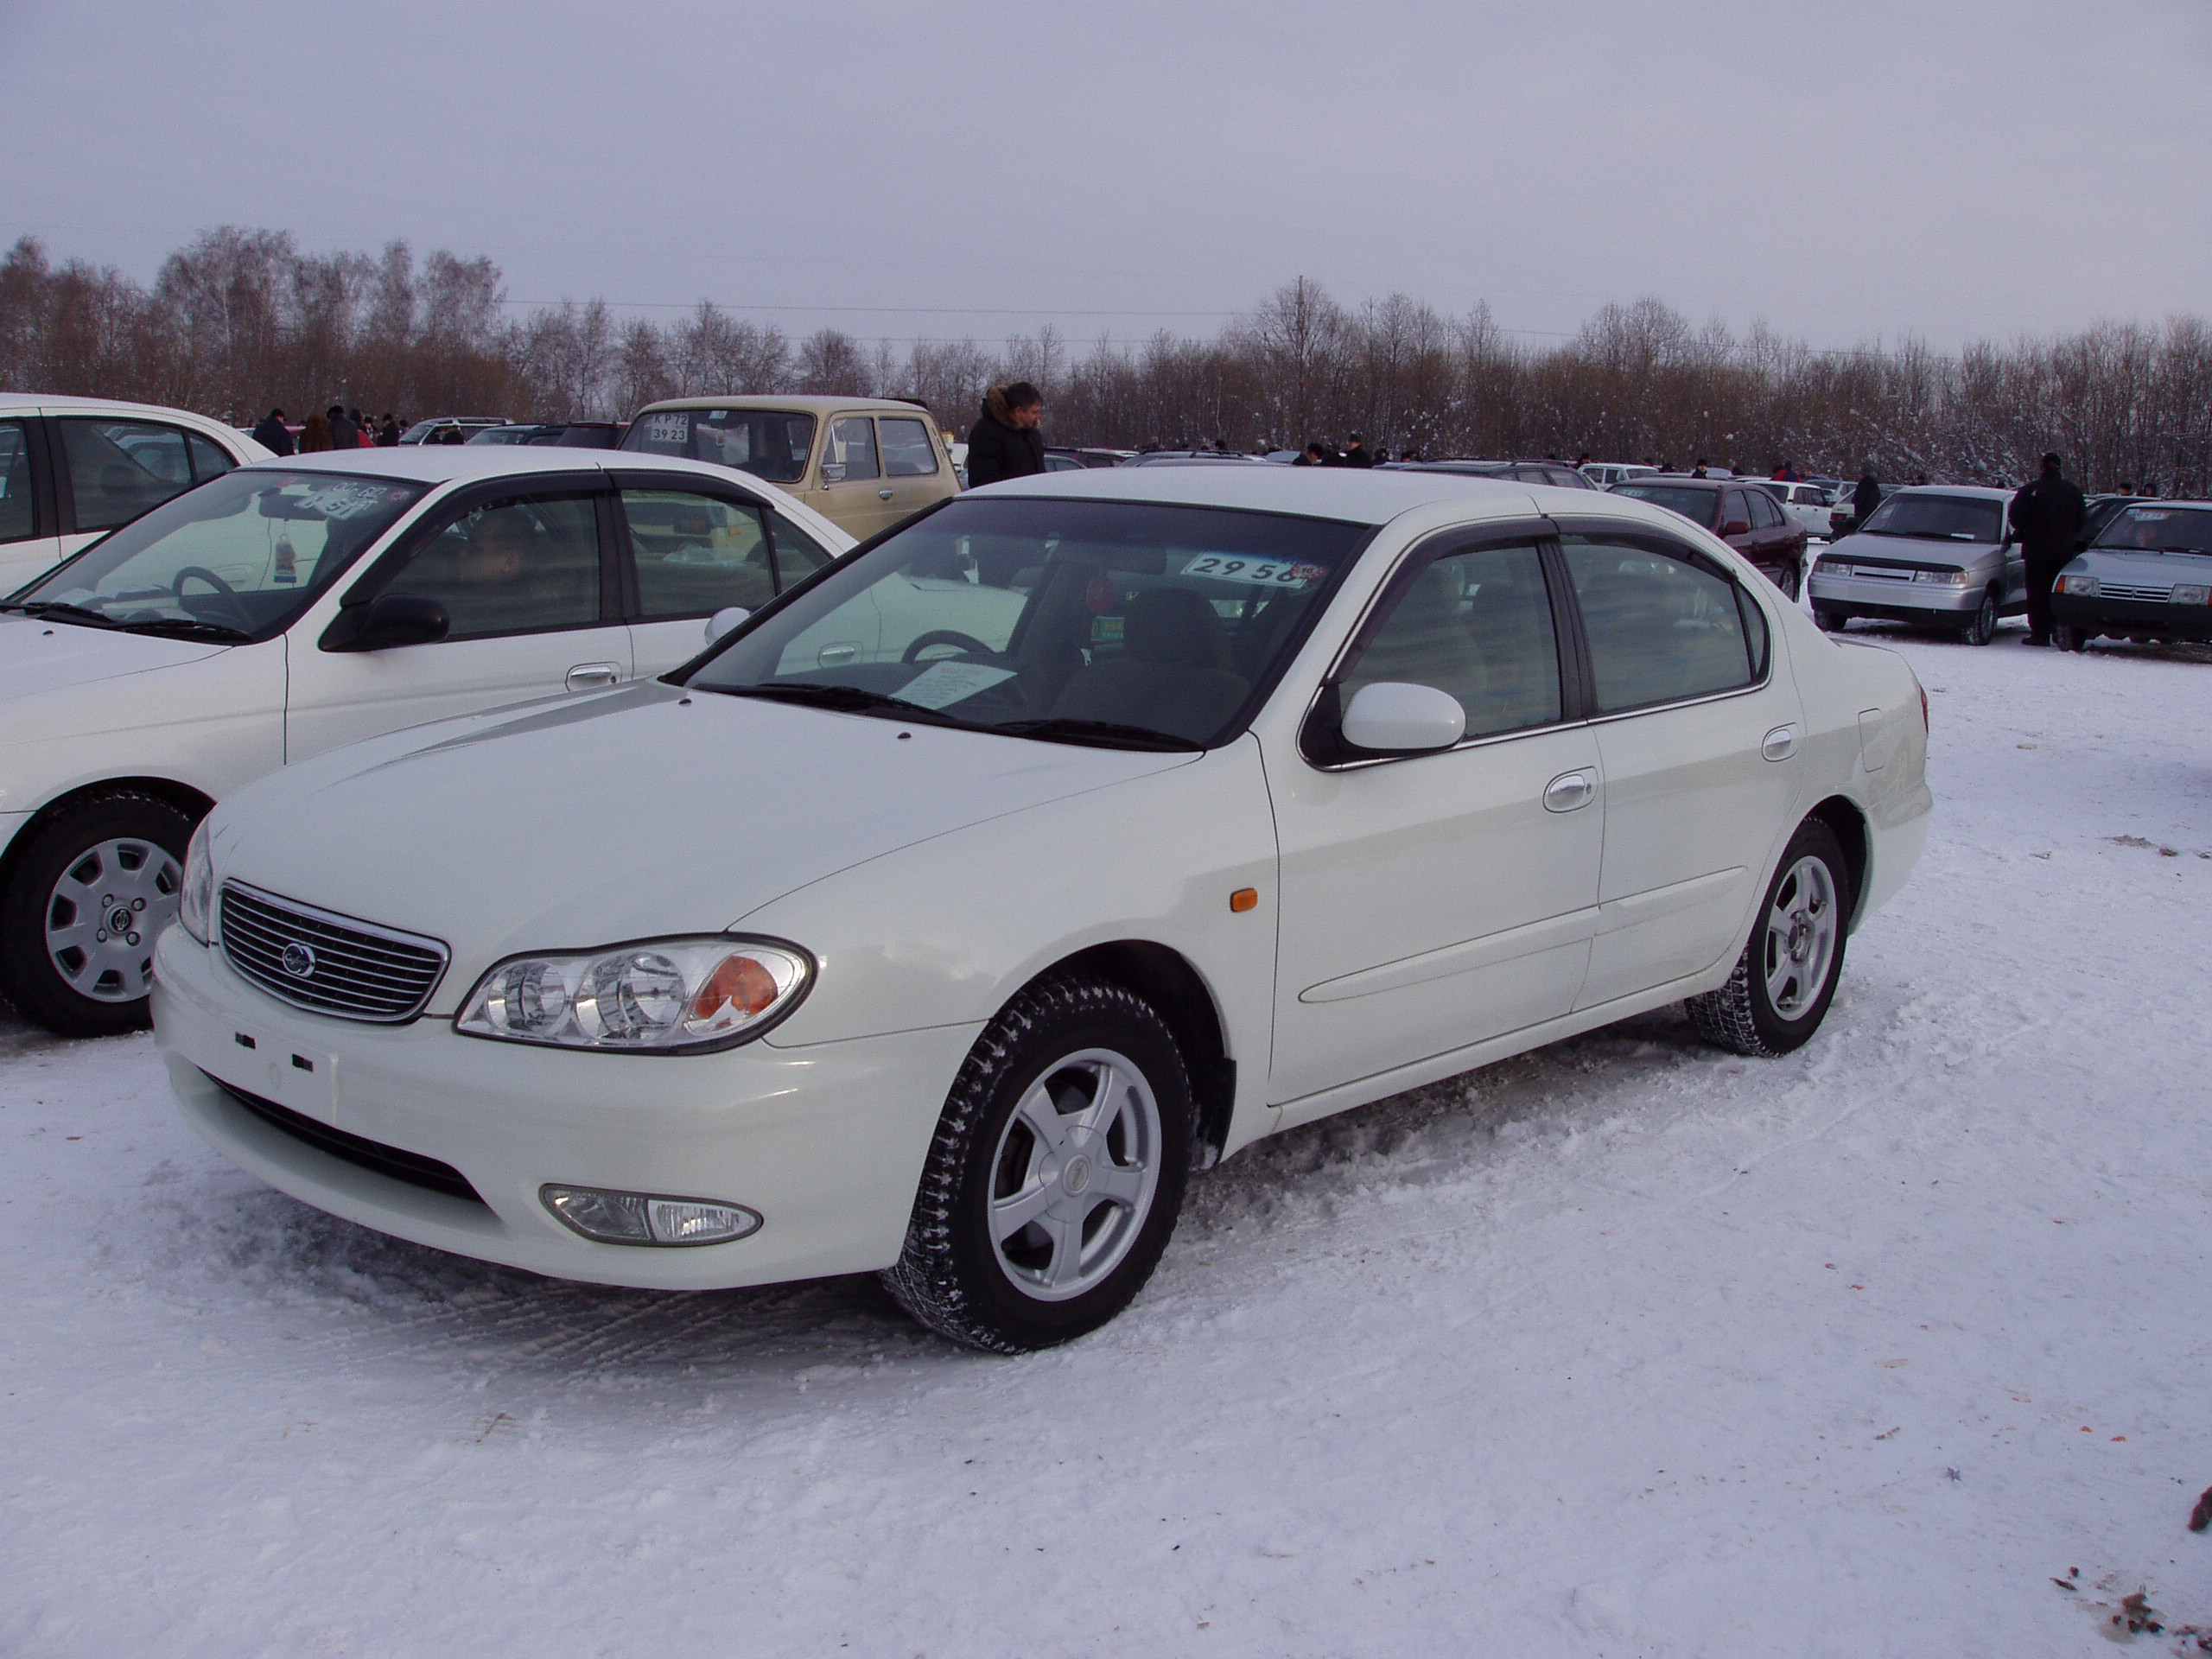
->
[285, 482, 631, 762]
[814, 414, 895, 540]
[1269, 531, 1604, 1114]
[1555, 529, 1805, 1008]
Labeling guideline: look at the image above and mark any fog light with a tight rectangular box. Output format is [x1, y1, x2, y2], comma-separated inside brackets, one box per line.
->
[541, 1185, 762, 1246]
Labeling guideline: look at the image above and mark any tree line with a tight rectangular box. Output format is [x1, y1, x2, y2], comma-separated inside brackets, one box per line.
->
[6, 228, 2212, 494]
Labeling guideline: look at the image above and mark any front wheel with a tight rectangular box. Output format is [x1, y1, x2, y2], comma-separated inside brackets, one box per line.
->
[1960, 588, 1998, 646]
[1814, 607, 1849, 632]
[1686, 819, 1853, 1058]
[2051, 623, 2087, 652]
[882, 975, 1193, 1352]
[0, 791, 196, 1036]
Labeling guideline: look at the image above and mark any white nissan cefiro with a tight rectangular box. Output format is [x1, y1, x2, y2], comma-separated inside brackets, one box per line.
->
[154, 467, 1932, 1351]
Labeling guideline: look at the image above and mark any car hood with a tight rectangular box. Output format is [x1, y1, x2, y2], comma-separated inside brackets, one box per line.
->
[1830, 533, 2001, 564]
[2075, 546, 2212, 575]
[211, 681, 1196, 995]
[0, 614, 227, 701]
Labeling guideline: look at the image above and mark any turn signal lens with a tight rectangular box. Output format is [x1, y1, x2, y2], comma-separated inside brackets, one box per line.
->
[458, 938, 810, 1052]
[541, 1185, 762, 1246]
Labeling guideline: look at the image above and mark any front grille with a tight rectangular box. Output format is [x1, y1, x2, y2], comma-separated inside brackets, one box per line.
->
[206, 1071, 484, 1204]
[2098, 581, 2174, 603]
[1828, 563, 1911, 582]
[219, 881, 448, 1022]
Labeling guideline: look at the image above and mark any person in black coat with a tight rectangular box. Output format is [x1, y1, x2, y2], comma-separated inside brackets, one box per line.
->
[325, 404, 359, 449]
[1852, 466, 1883, 527]
[1342, 432, 1376, 467]
[251, 408, 294, 456]
[2009, 452, 2088, 645]
[965, 382, 1046, 488]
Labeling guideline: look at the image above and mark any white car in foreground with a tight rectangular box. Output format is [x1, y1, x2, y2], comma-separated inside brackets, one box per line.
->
[0, 447, 849, 1034]
[155, 467, 1931, 1351]
[1, 396, 272, 594]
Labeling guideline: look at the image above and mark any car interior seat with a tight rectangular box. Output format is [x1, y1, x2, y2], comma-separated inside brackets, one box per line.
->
[1052, 584, 1249, 739]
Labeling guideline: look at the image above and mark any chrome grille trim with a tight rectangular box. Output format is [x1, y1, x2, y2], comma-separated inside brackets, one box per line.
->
[2097, 581, 2174, 603]
[218, 881, 448, 1023]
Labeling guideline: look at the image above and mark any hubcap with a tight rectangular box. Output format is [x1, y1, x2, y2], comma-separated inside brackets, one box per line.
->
[44, 837, 181, 1003]
[987, 1047, 1161, 1302]
[1762, 855, 1838, 1020]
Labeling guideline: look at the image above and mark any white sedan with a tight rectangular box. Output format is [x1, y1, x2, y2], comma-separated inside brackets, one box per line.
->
[0, 447, 849, 1035]
[154, 467, 1931, 1351]
[1, 395, 273, 594]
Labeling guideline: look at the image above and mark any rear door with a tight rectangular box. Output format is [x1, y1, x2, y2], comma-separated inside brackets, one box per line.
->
[0, 416, 61, 594]
[875, 413, 951, 525]
[284, 478, 632, 761]
[1554, 524, 1804, 1008]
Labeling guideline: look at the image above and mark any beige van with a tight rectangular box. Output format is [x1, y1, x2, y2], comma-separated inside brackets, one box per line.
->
[619, 395, 958, 541]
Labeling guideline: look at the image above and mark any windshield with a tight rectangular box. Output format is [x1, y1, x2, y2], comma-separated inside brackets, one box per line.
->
[684, 496, 1369, 748]
[1611, 484, 1719, 526]
[1858, 493, 2003, 542]
[11, 469, 426, 636]
[623, 407, 818, 484]
[2093, 505, 2212, 554]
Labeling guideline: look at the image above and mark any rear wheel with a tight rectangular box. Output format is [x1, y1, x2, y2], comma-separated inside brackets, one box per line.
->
[1960, 588, 1998, 646]
[0, 791, 196, 1036]
[1686, 818, 1852, 1058]
[882, 975, 1193, 1352]
[1778, 562, 1802, 601]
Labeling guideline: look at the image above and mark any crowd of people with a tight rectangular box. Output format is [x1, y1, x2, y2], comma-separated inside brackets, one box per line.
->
[248, 404, 406, 455]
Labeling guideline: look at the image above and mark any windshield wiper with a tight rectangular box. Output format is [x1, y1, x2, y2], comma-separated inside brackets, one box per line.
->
[0, 600, 121, 629]
[113, 617, 253, 642]
[994, 717, 1201, 752]
[709, 681, 967, 725]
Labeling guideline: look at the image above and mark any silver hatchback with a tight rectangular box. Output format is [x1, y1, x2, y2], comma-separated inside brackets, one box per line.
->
[1807, 486, 2024, 645]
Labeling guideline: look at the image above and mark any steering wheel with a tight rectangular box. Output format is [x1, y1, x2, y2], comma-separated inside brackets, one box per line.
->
[902, 630, 993, 664]
[171, 565, 253, 630]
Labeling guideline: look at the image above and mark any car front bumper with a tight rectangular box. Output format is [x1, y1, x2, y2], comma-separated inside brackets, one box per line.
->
[153, 925, 980, 1290]
[1807, 569, 1981, 619]
[2052, 593, 2212, 642]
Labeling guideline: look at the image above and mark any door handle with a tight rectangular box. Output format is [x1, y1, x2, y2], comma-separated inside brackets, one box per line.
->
[1542, 770, 1595, 812]
[1761, 725, 1799, 761]
[565, 662, 621, 691]
[878, 488, 894, 499]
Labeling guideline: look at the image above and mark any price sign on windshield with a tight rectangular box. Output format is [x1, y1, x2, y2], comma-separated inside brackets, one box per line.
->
[1179, 555, 1326, 588]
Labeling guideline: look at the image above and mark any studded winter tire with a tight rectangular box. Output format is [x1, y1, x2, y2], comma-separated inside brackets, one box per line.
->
[882, 974, 1193, 1352]
[0, 791, 196, 1037]
[1686, 818, 1853, 1058]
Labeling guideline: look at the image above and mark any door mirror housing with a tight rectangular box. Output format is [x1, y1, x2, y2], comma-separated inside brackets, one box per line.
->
[1721, 519, 1751, 538]
[321, 592, 450, 652]
[1339, 681, 1467, 753]
[705, 606, 751, 645]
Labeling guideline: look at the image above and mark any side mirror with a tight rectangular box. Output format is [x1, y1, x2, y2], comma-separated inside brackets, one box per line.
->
[321, 592, 449, 652]
[704, 606, 750, 645]
[1721, 519, 1751, 538]
[1340, 681, 1466, 753]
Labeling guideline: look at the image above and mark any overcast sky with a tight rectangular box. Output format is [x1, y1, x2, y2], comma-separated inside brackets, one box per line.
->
[6, 0, 2208, 355]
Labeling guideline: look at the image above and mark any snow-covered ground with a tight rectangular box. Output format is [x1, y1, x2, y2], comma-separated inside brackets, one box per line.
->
[3, 620, 2208, 1658]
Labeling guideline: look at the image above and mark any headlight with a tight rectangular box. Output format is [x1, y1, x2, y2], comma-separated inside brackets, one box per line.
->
[1911, 568, 1967, 585]
[2171, 584, 2210, 606]
[178, 822, 214, 945]
[2057, 573, 2100, 596]
[1815, 556, 1847, 573]
[455, 937, 811, 1052]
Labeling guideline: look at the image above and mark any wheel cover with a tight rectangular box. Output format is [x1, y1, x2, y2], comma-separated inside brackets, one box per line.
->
[987, 1047, 1162, 1302]
[1762, 855, 1838, 1019]
[43, 836, 181, 1003]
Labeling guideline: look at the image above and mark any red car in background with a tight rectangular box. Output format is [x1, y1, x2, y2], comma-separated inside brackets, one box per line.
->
[1607, 474, 1809, 597]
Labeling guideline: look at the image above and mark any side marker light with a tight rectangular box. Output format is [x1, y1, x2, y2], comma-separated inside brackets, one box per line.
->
[1230, 888, 1259, 912]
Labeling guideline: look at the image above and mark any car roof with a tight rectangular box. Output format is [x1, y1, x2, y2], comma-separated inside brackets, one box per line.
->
[1883, 484, 2015, 501]
[632, 394, 937, 416]
[234, 446, 787, 490]
[970, 461, 1602, 527]
[1, 393, 250, 429]
[1617, 474, 1728, 490]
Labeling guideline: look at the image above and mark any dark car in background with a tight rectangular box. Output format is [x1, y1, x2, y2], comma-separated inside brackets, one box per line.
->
[1047, 447, 1135, 469]
[2052, 499, 2212, 650]
[466, 422, 626, 449]
[1608, 474, 1809, 596]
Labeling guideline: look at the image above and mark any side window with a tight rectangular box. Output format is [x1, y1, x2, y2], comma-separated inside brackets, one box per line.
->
[1753, 491, 1784, 529]
[1717, 492, 1748, 533]
[766, 508, 836, 584]
[60, 419, 194, 531]
[1340, 540, 1562, 740]
[188, 433, 235, 482]
[377, 492, 604, 640]
[879, 416, 939, 478]
[621, 488, 773, 619]
[823, 416, 879, 481]
[1562, 537, 1758, 713]
[0, 420, 35, 543]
